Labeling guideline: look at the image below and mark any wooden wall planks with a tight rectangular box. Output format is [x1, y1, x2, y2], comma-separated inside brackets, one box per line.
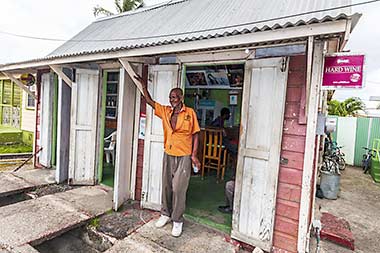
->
[273, 55, 307, 253]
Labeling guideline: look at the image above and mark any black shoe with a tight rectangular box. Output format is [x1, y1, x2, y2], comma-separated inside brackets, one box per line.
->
[218, 205, 232, 214]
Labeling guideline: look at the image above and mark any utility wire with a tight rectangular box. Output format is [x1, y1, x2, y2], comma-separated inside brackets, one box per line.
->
[367, 80, 380, 84]
[0, 0, 379, 43]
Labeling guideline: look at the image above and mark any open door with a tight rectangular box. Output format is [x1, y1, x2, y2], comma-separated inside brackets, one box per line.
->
[39, 72, 54, 167]
[56, 69, 73, 183]
[141, 64, 179, 210]
[113, 67, 137, 210]
[68, 69, 100, 185]
[231, 57, 288, 251]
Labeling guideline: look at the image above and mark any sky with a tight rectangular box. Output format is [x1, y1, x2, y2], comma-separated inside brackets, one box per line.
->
[0, 0, 379, 107]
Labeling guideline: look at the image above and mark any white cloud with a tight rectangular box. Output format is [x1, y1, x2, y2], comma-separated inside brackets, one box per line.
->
[0, 0, 167, 64]
[334, 1, 380, 103]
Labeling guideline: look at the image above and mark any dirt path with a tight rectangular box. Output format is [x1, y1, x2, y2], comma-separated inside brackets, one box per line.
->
[311, 166, 380, 253]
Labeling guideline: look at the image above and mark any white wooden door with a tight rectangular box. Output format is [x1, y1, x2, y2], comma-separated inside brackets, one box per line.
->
[141, 64, 179, 210]
[39, 73, 54, 167]
[231, 57, 288, 251]
[69, 69, 100, 185]
[114, 68, 137, 210]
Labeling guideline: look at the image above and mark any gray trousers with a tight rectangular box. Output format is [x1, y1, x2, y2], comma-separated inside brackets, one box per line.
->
[225, 180, 235, 207]
[161, 153, 191, 222]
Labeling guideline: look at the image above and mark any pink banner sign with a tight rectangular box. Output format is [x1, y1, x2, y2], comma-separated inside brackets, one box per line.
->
[322, 54, 365, 89]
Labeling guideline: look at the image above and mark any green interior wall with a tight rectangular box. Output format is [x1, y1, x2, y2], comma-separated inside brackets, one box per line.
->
[185, 88, 242, 126]
[98, 72, 108, 183]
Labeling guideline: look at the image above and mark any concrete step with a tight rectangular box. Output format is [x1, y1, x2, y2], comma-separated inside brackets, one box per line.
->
[106, 234, 172, 253]
[0, 169, 55, 198]
[0, 185, 113, 250]
[106, 219, 236, 253]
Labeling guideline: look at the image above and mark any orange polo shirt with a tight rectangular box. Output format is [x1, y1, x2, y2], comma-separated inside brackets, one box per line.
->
[154, 102, 200, 157]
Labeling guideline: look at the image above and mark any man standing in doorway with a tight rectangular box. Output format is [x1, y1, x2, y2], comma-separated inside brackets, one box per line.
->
[139, 76, 201, 237]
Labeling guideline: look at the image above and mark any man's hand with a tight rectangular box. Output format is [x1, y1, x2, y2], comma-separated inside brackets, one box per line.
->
[134, 74, 144, 85]
[191, 155, 201, 170]
[135, 74, 155, 108]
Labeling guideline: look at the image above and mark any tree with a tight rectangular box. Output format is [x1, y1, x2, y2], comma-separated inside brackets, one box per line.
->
[93, 0, 143, 17]
[327, 97, 365, 117]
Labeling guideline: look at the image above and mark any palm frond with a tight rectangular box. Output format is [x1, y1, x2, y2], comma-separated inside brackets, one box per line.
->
[115, 0, 123, 13]
[122, 0, 143, 12]
[93, 6, 114, 17]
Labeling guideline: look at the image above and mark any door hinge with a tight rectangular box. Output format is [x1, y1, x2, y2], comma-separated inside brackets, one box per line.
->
[281, 57, 288, 72]
[141, 191, 147, 201]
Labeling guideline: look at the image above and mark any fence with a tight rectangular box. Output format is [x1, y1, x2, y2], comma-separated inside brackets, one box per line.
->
[330, 116, 380, 166]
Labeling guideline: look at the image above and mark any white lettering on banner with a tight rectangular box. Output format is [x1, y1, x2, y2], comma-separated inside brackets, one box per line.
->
[325, 65, 362, 73]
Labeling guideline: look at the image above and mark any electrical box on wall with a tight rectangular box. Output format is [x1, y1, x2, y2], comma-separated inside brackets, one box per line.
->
[316, 113, 326, 135]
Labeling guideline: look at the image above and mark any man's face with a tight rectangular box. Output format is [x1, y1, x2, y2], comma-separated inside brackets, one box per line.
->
[169, 90, 182, 108]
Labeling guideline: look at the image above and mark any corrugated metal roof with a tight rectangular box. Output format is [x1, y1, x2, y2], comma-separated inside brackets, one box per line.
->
[46, 0, 355, 59]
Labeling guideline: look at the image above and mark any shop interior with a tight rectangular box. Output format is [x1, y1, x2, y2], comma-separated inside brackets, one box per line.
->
[183, 63, 244, 233]
[100, 71, 119, 187]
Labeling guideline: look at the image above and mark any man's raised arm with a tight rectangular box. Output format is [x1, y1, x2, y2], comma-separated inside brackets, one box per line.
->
[135, 75, 155, 108]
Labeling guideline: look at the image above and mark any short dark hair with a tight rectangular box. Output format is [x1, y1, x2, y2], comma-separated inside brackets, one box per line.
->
[221, 107, 230, 116]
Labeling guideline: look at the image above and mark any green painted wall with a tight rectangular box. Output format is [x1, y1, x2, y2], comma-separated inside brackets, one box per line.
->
[369, 118, 380, 148]
[184, 88, 242, 126]
[98, 72, 108, 183]
[333, 117, 380, 167]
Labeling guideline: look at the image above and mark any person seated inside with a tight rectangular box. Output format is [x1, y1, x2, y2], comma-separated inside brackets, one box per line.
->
[218, 179, 235, 214]
[210, 107, 238, 158]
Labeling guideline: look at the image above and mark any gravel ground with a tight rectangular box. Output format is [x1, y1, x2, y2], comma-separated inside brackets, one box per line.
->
[310, 166, 380, 253]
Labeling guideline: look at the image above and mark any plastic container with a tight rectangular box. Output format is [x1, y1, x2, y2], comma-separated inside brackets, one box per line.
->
[371, 139, 380, 183]
[320, 171, 341, 199]
[371, 160, 380, 183]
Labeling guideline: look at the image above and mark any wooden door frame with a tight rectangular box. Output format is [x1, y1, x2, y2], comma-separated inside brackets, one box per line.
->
[297, 40, 325, 252]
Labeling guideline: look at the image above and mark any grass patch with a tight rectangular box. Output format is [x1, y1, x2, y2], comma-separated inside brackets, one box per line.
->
[0, 143, 32, 154]
[89, 217, 100, 229]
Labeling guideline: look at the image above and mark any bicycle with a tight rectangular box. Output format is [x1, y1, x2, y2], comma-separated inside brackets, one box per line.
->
[320, 156, 340, 175]
[362, 147, 377, 174]
[323, 139, 346, 171]
[332, 145, 346, 171]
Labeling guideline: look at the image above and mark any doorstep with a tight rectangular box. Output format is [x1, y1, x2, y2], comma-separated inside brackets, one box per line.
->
[0, 185, 112, 250]
[0, 169, 55, 197]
